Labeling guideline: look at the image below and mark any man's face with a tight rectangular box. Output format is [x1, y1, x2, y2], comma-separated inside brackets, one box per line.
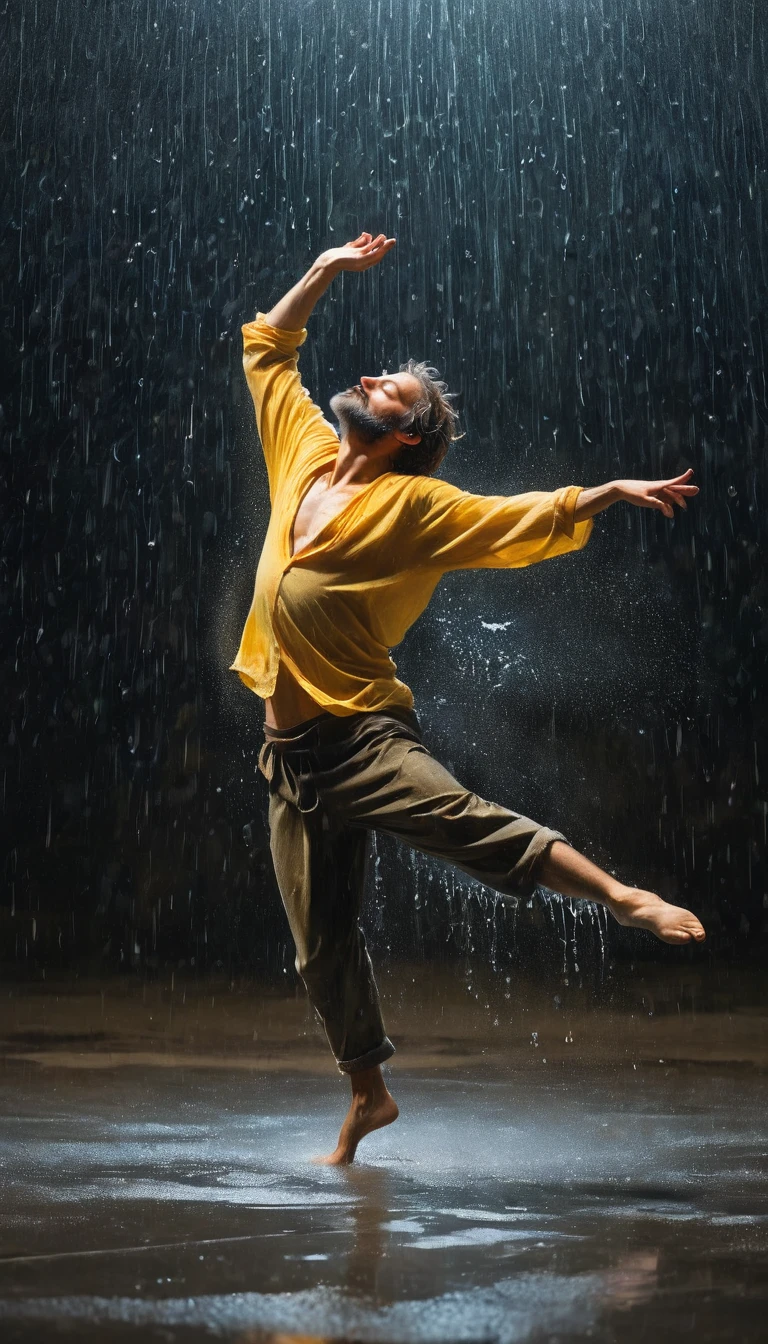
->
[329, 372, 423, 445]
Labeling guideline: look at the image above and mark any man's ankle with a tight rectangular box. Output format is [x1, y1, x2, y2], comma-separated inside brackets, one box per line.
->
[605, 887, 640, 908]
[350, 1075, 388, 1106]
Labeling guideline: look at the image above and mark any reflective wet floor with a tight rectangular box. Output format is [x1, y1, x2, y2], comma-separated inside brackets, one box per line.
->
[1, 968, 766, 1342]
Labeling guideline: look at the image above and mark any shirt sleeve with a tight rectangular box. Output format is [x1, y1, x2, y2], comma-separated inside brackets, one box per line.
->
[241, 314, 339, 496]
[415, 479, 593, 572]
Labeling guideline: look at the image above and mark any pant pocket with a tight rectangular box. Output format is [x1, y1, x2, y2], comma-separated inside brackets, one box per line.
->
[257, 741, 275, 781]
[291, 750, 320, 814]
[264, 747, 320, 813]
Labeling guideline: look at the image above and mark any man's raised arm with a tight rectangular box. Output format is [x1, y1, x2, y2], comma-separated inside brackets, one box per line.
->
[263, 231, 396, 330]
[241, 232, 396, 494]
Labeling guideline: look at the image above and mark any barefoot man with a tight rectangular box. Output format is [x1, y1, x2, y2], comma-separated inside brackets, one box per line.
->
[230, 231, 705, 1165]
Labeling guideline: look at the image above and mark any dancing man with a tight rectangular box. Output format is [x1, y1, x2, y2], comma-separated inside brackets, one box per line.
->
[230, 231, 705, 1165]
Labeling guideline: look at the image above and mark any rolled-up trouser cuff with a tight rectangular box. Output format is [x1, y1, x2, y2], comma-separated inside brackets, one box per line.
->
[515, 827, 569, 897]
[337, 1036, 396, 1074]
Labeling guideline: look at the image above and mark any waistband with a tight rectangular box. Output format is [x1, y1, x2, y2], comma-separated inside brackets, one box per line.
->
[263, 712, 332, 743]
[263, 705, 421, 750]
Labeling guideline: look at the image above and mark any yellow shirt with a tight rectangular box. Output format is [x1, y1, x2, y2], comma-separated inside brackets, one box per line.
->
[229, 314, 593, 715]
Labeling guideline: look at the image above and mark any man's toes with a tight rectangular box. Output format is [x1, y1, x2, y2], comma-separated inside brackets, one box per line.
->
[669, 922, 701, 944]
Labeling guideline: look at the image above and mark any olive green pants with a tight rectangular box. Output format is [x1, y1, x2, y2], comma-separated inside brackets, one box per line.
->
[258, 707, 566, 1073]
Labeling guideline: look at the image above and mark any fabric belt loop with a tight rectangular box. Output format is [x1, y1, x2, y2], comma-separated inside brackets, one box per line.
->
[295, 746, 320, 814]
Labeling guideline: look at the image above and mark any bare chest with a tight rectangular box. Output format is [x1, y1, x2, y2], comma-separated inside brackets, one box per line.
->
[290, 473, 368, 558]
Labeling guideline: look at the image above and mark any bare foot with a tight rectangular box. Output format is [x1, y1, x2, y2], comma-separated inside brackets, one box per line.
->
[608, 887, 706, 945]
[313, 1084, 399, 1166]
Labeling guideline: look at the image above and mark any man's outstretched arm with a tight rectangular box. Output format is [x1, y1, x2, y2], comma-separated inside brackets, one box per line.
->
[242, 231, 396, 492]
[574, 470, 699, 520]
[263, 231, 396, 329]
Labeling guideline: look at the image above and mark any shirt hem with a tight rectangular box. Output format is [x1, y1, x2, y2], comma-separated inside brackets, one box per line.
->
[229, 654, 415, 718]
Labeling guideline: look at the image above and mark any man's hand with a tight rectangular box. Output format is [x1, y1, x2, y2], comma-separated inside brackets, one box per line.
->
[320, 232, 396, 274]
[574, 470, 699, 522]
[615, 469, 699, 517]
[262, 231, 396, 331]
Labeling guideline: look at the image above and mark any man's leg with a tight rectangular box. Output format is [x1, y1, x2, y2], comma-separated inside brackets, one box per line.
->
[264, 744, 399, 1164]
[264, 713, 704, 1165]
[336, 727, 705, 945]
[311, 714, 705, 1163]
[313, 1064, 398, 1167]
[537, 841, 706, 944]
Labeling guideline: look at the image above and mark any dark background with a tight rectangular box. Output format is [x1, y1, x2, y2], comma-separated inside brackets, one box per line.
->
[1, 0, 766, 979]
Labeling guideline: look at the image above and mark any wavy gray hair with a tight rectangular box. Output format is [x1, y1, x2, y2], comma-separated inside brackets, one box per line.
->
[393, 359, 462, 476]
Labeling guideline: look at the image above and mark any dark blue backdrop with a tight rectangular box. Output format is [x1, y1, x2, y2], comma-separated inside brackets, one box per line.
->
[1, 0, 765, 972]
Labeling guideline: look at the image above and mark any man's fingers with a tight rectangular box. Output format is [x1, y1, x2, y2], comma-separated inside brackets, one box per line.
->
[338, 234, 396, 269]
[647, 473, 698, 511]
[659, 486, 685, 508]
[664, 485, 699, 510]
[641, 490, 673, 516]
[623, 473, 698, 517]
[361, 238, 396, 267]
[648, 470, 696, 490]
[661, 469, 695, 485]
[650, 488, 683, 516]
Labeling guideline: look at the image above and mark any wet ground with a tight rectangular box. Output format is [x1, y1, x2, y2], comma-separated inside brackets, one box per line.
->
[1, 965, 766, 1342]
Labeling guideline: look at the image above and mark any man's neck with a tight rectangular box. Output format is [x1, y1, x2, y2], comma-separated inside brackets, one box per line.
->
[328, 435, 395, 489]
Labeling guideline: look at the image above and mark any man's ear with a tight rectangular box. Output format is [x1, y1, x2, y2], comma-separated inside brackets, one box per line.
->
[393, 428, 422, 446]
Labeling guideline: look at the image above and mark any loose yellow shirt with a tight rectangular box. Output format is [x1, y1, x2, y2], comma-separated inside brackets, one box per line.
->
[229, 315, 593, 715]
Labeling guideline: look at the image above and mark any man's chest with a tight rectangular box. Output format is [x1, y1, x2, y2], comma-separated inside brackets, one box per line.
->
[290, 473, 370, 558]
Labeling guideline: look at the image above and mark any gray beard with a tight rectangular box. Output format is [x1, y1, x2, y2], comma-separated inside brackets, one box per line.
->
[329, 389, 398, 444]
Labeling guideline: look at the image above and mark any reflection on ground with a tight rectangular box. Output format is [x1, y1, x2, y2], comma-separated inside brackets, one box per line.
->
[0, 966, 766, 1342]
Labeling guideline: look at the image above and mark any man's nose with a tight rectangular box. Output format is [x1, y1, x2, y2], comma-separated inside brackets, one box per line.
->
[359, 376, 376, 393]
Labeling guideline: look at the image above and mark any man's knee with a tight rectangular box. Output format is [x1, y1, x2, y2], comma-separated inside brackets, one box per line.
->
[295, 940, 348, 988]
[295, 927, 369, 997]
[295, 945, 332, 983]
